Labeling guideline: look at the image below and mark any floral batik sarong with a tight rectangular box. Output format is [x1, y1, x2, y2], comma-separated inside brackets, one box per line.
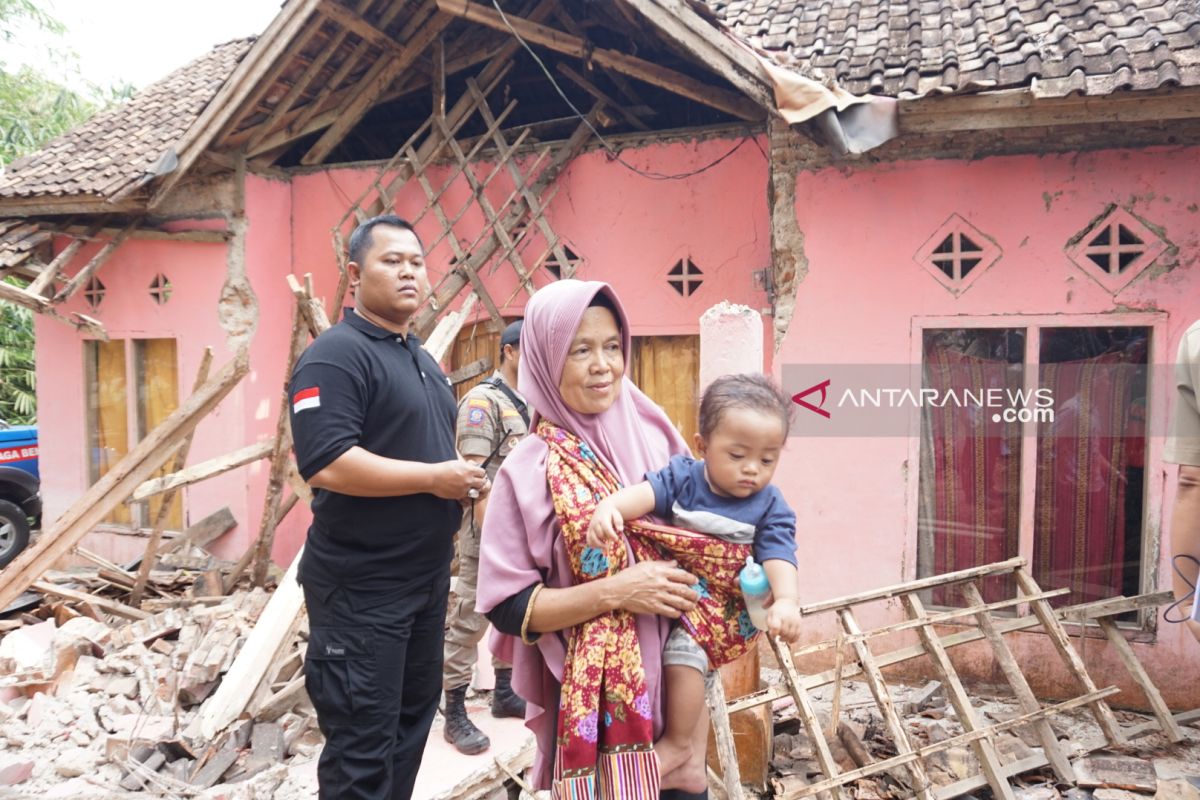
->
[541, 422, 758, 800]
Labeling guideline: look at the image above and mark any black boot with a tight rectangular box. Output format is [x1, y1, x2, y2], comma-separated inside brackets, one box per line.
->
[443, 686, 490, 755]
[491, 668, 527, 718]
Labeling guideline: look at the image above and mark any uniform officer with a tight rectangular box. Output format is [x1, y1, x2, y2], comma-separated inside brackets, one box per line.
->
[442, 320, 529, 754]
[289, 214, 488, 800]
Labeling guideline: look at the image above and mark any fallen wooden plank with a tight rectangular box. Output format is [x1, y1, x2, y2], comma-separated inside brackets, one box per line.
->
[194, 552, 305, 739]
[32, 581, 150, 621]
[131, 440, 274, 501]
[0, 351, 249, 611]
[132, 349, 215, 606]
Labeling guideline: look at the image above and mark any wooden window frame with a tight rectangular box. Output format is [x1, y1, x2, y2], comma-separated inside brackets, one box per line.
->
[906, 312, 1168, 636]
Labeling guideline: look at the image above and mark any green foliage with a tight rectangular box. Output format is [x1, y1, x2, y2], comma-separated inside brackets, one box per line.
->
[0, 65, 99, 166]
[0, 281, 35, 424]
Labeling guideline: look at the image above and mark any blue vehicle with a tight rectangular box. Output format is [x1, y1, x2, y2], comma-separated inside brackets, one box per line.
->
[0, 421, 39, 568]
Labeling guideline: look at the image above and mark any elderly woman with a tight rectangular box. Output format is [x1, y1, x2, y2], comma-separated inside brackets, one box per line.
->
[477, 280, 711, 799]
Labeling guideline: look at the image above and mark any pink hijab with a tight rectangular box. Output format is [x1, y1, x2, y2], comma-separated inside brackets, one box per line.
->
[476, 280, 690, 788]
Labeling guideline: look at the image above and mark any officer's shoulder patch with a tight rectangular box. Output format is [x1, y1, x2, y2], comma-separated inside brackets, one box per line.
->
[467, 397, 490, 411]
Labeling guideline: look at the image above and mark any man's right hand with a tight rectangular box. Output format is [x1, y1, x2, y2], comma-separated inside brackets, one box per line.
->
[430, 460, 489, 501]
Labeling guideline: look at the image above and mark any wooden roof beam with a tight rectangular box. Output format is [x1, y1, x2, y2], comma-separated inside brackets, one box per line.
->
[148, 0, 324, 208]
[242, 0, 377, 153]
[319, 1, 407, 59]
[555, 63, 651, 130]
[433, 0, 765, 121]
[618, 0, 776, 110]
[302, 6, 455, 165]
[284, 1, 414, 155]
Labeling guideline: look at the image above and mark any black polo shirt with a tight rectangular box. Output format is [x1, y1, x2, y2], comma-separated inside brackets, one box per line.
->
[289, 308, 462, 595]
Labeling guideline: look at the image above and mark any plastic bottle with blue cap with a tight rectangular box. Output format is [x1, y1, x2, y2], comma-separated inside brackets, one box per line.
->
[738, 555, 771, 630]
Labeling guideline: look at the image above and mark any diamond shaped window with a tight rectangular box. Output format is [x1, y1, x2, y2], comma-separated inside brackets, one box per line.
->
[667, 258, 703, 298]
[914, 214, 1000, 296]
[1066, 206, 1166, 293]
[149, 273, 172, 304]
[544, 244, 582, 280]
[83, 277, 106, 310]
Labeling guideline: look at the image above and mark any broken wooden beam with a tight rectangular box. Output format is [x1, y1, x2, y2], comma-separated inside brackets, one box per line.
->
[0, 350, 249, 611]
[131, 440, 274, 502]
[434, 0, 764, 121]
[132, 348, 215, 606]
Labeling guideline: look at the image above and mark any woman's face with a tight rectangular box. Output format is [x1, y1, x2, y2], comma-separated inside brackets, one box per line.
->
[558, 306, 625, 415]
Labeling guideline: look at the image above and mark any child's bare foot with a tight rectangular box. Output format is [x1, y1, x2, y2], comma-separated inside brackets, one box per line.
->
[655, 738, 692, 785]
[660, 754, 707, 793]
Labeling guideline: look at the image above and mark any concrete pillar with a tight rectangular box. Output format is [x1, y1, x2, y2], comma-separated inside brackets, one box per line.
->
[699, 302, 770, 789]
[700, 302, 764, 393]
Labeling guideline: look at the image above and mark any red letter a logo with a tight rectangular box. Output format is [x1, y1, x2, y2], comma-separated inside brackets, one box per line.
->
[792, 379, 832, 418]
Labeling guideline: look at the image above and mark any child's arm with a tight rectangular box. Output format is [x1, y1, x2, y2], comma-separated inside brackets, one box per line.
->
[587, 482, 657, 548]
[763, 559, 802, 643]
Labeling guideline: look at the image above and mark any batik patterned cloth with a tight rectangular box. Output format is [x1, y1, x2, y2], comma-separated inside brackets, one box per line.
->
[540, 421, 757, 800]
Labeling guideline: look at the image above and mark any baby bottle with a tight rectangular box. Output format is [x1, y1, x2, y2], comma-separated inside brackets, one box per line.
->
[738, 556, 771, 630]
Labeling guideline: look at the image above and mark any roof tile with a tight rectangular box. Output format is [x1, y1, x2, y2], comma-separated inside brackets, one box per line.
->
[704, 0, 1200, 97]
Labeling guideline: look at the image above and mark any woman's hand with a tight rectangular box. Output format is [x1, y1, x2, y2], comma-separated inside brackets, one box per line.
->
[587, 499, 624, 548]
[609, 559, 699, 618]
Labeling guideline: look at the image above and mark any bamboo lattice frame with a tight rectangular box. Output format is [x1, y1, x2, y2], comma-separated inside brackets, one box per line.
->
[329, 44, 588, 339]
[712, 558, 1182, 800]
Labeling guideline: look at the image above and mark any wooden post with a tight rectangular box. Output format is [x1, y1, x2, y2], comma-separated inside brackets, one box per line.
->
[0, 351, 249, 611]
[770, 636, 845, 800]
[1096, 616, 1184, 742]
[1012, 567, 1126, 745]
[249, 308, 311, 586]
[130, 348, 215, 606]
[959, 581, 1076, 782]
[706, 672, 745, 800]
[837, 607, 935, 800]
[902, 592, 1016, 800]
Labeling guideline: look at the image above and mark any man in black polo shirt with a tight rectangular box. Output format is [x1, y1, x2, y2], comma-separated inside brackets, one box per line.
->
[289, 215, 488, 800]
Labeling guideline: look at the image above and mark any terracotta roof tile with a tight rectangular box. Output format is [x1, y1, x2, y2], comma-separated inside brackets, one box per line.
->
[704, 0, 1200, 97]
[0, 38, 252, 204]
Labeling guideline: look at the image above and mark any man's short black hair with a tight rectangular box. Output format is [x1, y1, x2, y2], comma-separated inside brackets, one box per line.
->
[348, 215, 422, 265]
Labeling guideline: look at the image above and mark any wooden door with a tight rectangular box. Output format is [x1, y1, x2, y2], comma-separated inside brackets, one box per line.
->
[450, 320, 503, 401]
[85, 339, 131, 524]
[631, 335, 700, 452]
[136, 339, 181, 529]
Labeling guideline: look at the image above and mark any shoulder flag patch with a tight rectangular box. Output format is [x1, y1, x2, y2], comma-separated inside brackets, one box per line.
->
[293, 386, 321, 413]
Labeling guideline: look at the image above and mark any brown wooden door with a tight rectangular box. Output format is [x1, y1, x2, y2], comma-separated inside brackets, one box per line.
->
[449, 320, 504, 401]
[631, 335, 700, 453]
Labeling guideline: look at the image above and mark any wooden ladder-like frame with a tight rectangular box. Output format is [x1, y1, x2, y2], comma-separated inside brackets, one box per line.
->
[705, 557, 1182, 800]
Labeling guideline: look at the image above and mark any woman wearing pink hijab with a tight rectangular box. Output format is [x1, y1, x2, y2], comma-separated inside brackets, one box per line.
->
[477, 280, 709, 799]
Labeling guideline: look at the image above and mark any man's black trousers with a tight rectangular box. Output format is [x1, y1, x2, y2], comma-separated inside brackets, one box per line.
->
[302, 568, 451, 800]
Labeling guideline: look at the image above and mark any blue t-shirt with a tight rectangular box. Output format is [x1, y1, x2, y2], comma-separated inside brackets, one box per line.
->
[645, 454, 797, 566]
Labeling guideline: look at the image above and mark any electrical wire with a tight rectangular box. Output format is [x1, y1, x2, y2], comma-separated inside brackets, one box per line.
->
[489, 0, 761, 181]
[1162, 553, 1199, 623]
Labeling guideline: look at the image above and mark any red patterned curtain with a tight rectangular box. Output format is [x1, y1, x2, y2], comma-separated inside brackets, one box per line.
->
[923, 344, 1022, 605]
[1033, 352, 1132, 606]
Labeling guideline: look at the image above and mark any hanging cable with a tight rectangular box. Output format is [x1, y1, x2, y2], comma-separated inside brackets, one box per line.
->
[489, 0, 763, 181]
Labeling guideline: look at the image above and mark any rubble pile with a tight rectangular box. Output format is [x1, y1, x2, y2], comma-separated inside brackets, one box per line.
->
[0, 566, 318, 799]
[766, 676, 1200, 800]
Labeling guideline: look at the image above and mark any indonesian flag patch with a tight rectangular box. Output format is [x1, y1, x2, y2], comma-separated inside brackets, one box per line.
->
[293, 386, 321, 413]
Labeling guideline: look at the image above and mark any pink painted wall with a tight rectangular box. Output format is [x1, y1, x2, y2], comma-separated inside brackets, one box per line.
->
[773, 145, 1200, 708]
[35, 172, 296, 565]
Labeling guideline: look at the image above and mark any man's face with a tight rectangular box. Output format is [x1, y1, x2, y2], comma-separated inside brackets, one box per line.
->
[349, 225, 429, 330]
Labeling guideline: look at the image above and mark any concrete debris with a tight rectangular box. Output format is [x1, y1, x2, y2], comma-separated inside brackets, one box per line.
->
[1075, 755, 1159, 792]
[769, 678, 1200, 800]
[0, 565, 318, 798]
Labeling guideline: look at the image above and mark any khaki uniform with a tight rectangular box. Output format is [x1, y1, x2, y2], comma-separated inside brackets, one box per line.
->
[1166, 319, 1200, 467]
[443, 373, 529, 690]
